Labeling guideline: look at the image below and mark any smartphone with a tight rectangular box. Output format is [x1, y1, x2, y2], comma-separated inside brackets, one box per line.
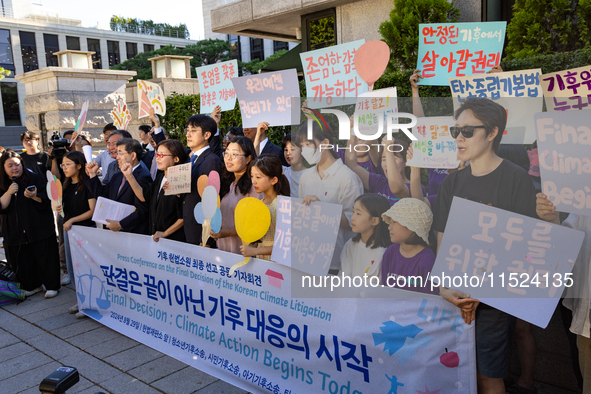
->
[26, 185, 36, 191]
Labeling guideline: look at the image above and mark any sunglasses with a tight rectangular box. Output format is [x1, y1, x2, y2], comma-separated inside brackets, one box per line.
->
[449, 125, 486, 139]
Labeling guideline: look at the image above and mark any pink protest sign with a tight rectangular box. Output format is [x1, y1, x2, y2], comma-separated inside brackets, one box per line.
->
[416, 22, 506, 86]
[300, 40, 369, 108]
[540, 65, 591, 112]
[232, 69, 300, 128]
[196, 59, 238, 113]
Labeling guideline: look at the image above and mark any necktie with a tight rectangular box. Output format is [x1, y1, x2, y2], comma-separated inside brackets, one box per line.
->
[150, 156, 158, 180]
[117, 176, 127, 196]
[191, 154, 198, 165]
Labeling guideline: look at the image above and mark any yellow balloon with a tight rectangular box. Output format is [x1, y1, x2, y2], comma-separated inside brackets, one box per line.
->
[235, 197, 271, 244]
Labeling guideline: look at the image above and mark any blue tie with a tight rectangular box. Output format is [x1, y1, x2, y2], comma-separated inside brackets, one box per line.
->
[191, 154, 198, 165]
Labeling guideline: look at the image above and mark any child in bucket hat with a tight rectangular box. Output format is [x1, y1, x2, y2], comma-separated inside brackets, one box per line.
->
[380, 198, 438, 294]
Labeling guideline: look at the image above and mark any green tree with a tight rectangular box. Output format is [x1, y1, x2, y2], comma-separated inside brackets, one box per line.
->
[505, 0, 591, 59]
[110, 39, 230, 80]
[0, 67, 9, 80]
[379, 0, 460, 71]
[239, 49, 288, 74]
[110, 15, 190, 39]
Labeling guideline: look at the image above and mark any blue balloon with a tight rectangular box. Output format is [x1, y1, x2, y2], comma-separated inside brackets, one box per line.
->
[211, 207, 222, 233]
[193, 202, 205, 224]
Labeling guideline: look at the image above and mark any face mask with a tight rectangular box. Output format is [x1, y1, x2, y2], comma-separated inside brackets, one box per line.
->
[301, 146, 322, 165]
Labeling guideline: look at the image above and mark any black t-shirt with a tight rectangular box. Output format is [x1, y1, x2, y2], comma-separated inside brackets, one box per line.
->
[432, 159, 538, 234]
[20, 151, 50, 178]
[62, 182, 95, 227]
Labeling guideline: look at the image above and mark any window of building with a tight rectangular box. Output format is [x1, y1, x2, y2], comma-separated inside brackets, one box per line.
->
[273, 41, 289, 53]
[482, 0, 516, 21]
[303, 9, 336, 51]
[250, 38, 264, 62]
[43, 34, 59, 67]
[228, 35, 241, 62]
[87, 38, 102, 69]
[0, 29, 15, 77]
[66, 36, 80, 50]
[107, 40, 120, 66]
[126, 42, 137, 59]
[19, 31, 38, 72]
[1, 82, 21, 126]
[144, 44, 154, 52]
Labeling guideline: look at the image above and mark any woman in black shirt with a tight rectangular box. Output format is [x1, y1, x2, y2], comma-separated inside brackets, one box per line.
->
[0, 150, 60, 298]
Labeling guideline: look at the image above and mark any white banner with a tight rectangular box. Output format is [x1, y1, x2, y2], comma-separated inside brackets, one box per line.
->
[70, 227, 476, 393]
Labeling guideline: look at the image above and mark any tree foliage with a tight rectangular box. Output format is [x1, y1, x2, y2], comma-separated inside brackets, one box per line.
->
[110, 16, 190, 39]
[0, 67, 9, 80]
[239, 49, 288, 74]
[505, 0, 591, 59]
[309, 16, 335, 50]
[110, 39, 231, 80]
[379, 0, 460, 71]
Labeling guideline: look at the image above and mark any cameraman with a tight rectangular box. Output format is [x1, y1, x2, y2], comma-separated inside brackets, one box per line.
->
[20, 132, 59, 180]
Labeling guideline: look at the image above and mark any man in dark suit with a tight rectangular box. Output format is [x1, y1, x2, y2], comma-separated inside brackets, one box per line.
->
[86, 138, 153, 235]
[244, 124, 287, 166]
[183, 115, 223, 245]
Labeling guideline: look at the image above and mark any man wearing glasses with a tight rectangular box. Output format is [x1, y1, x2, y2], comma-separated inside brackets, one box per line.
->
[183, 115, 222, 246]
[432, 97, 538, 394]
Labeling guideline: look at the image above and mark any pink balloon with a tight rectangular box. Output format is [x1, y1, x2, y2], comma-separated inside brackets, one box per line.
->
[208, 170, 220, 195]
[354, 40, 390, 86]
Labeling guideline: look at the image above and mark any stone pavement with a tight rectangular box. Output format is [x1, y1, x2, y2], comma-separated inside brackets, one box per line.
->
[0, 285, 251, 394]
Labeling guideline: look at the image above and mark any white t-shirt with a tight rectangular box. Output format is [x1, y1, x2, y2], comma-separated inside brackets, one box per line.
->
[298, 158, 364, 271]
[339, 238, 385, 280]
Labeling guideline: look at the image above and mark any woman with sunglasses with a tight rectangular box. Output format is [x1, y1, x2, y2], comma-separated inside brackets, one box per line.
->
[121, 140, 188, 243]
[211, 136, 262, 254]
[431, 97, 538, 394]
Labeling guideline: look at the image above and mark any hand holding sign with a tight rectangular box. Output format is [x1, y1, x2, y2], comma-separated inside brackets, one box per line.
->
[229, 197, 271, 277]
[138, 80, 166, 119]
[353, 40, 390, 91]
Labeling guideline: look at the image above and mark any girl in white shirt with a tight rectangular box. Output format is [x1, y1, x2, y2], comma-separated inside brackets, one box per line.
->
[340, 193, 391, 280]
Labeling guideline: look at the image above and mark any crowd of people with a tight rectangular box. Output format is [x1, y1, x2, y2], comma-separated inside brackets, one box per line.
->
[0, 68, 589, 394]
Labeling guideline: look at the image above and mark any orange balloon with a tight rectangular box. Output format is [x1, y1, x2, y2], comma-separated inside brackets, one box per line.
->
[354, 40, 390, 86]
[197, 175, 208, 197]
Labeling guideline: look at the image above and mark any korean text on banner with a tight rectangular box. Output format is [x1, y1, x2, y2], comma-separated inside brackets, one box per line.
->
[535, 111, 591, 216]
[406, 117, 459, 169]
[165, 163, 191, 195]
[196, 60, 238, 113]
[430, 197, 584, 328]
[354, 87, 398, 137]
[69, 226, 476, 393]
[271, 196, 291, 267]
[540, 65, 591, 112]
[232, 69, 300, 128]
[416, 22, 506, 86]
[448, 69, 542, 144]
[300, 40, 369, 108]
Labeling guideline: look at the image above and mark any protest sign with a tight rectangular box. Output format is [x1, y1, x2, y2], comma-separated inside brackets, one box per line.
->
[449, 69, 543, 144]
[430, 197, 584, 328]
[540, 65, 591, 112]
[137, 80, 166, 119]
[300, 40, 369, 108]
[354, 87, 398, 137]
[193, 172, 223, 247]
[354, 40, 390, 88]
[165, 163, 191, 195]
[406, 117, 459, 169]
[417, 22, 506, 86]
[46, 170, 62, 216]
[92, 197, 136, 225]
[110, 100, 131, 130]
[232, 69, 300, 128]
[196, 60, 238, 113]
[535, 111, 591, 216]
[70, 226, 476, 393]
[271, 196, 291, 267]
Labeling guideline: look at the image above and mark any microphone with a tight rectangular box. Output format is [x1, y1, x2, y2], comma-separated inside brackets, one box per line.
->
[11, 176, 17, 196]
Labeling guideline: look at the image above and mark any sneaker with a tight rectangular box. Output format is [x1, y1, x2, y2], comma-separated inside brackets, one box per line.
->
[68, 304, 79, 314]
[60, 274, 71, 285]
[75, 311, 86, 319]
[24, 287, 43, 297]
[45, 290, 58, 299]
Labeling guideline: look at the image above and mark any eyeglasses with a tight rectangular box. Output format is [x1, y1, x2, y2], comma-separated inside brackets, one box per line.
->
[184, 127, 201, 134]
[60, 163, 75, 169]
[449, 125, 486, 139]
[155, 153, 173, 159]
[24, 139, 39, 142]
[223, 152, 246, 160]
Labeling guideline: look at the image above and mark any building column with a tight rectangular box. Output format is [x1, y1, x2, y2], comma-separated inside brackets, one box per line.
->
[120, 40, 127, 62]
[80, 36, 89, 51]
[9, 28, 25, 127]
[100, 38, 109, 69]
[36, 31, 47, 68]
[263, 39, 273, 57]
[57, 34, 67, 53]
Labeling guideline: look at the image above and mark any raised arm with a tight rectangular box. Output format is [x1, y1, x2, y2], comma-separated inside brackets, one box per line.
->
[385, 141, 410, 198]
[343, 135, 370, 190]
[410, 69, 425, 118]
[121, 163, 146, 202]
[254, 122, 269, 156]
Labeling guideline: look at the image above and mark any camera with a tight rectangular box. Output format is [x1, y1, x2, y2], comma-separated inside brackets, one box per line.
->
[48, 131, 69, 159]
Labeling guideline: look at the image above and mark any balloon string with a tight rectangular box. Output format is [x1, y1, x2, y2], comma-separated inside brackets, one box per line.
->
[229, 257, 250, 277]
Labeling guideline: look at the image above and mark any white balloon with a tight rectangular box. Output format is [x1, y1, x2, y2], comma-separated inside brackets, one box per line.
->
[201, 186, 218, 219]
